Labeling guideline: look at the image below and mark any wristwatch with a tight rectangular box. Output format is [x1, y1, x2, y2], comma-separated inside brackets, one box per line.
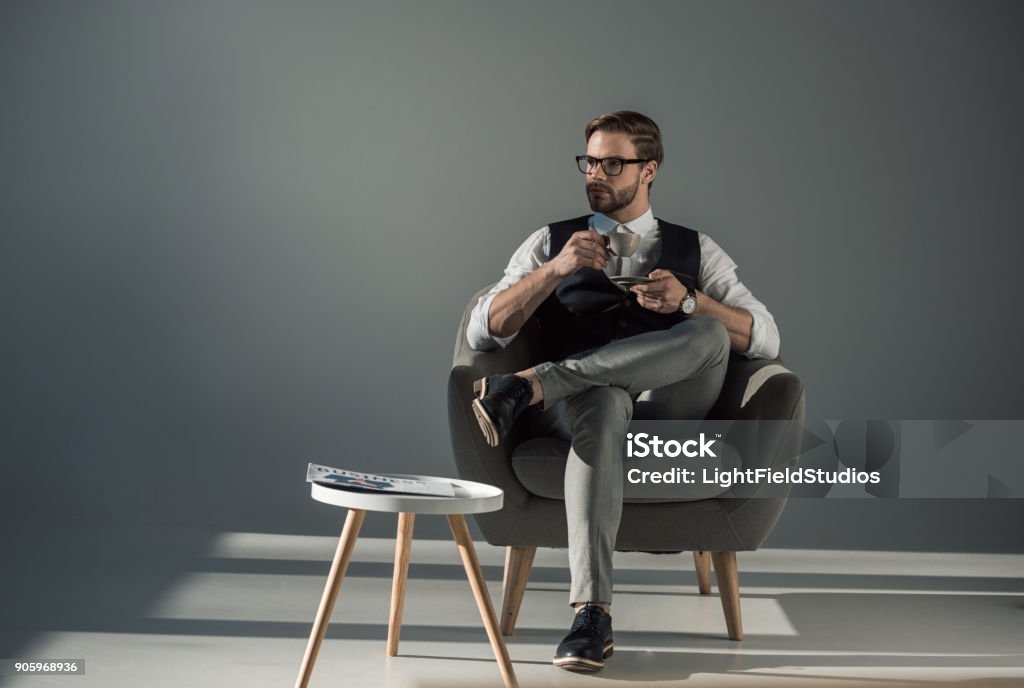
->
[678, 286, 697, 315]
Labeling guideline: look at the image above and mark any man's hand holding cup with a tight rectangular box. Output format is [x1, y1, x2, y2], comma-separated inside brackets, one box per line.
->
[548, 229, 610, 279]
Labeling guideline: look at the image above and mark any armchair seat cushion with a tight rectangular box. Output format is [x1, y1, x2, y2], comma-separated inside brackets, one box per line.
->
[511, 437, 742, 503]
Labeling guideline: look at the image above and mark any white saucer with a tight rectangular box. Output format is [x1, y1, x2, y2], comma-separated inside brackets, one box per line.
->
[610, 275, 655, 286]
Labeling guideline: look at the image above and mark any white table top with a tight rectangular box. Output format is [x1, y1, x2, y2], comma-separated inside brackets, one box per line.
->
[310, 473, 503, 515]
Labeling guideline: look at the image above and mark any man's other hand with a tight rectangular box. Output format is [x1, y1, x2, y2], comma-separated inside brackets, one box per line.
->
[548, 229, 610, 279]
[631, 269, 686, 314]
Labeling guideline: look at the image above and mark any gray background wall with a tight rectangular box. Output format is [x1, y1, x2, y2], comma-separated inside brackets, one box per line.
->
[2, 0, 1022, 549]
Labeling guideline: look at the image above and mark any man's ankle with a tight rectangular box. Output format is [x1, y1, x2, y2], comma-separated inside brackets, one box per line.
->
[514, 369, 544, 406]
[573, 601, 611, 615]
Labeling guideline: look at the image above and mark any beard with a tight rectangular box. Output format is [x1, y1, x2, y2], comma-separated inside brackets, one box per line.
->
[586, 177, 640, 214]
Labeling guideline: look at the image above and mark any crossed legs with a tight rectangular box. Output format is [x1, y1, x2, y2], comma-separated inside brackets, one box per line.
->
[524, 316, 731, 606]
[525, 316, 730, 411]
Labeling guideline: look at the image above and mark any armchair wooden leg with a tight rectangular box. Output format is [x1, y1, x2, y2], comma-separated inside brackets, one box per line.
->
[500, 545, 536, 636]
[692, 551, 712, 594]
[710, 551, 743, 641]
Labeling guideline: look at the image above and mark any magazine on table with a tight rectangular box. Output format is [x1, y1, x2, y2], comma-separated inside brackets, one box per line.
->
[306, 463, 455, 497]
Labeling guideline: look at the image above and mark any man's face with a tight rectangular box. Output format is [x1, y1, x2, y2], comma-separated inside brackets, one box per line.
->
[584, 131, 645, 215]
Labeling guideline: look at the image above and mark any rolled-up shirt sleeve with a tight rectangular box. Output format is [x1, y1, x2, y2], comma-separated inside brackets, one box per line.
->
[466, 227, 551, 351]
[698, 233, 780, 360]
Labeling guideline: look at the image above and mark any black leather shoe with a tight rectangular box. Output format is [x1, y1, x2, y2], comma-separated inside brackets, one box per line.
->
[553, 605, 614, 672]
[471, 375, 532, 447]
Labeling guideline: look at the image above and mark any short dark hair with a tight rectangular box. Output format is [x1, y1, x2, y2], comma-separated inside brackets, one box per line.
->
[585, 110, 664, 167]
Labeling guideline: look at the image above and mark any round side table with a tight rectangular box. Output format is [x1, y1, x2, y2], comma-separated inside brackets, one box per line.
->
[294, 474, 517, 688]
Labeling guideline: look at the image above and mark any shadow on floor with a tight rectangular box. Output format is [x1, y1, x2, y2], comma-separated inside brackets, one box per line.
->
[1, 523, 1021, 686]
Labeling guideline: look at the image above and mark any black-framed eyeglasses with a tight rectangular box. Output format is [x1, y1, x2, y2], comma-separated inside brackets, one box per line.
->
[576, 155, 649, 176]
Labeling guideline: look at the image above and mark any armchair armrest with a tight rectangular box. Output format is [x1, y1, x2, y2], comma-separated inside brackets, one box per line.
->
[707, 353, 804, 423]
[704, 353, 806, 501]
[448, 365, 533, 509]
[448, 286, 546, 510]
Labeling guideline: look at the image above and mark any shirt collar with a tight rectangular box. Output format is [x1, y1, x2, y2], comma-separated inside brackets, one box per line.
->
[590, 206, 658, 237]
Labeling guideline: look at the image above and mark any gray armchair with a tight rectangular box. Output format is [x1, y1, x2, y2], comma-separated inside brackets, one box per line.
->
[447, 286, 805, 640]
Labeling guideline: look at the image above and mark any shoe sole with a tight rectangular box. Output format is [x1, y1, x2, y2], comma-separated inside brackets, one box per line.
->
[471, 378, 499, 448]
[552, 642, 614, 672]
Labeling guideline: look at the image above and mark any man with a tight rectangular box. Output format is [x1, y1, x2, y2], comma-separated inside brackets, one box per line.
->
[466, 111, 779, 672]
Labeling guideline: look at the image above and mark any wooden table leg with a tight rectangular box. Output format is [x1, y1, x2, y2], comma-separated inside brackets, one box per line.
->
[295, 508, 366, 688]
[387, 512, 415, 656]
[447, 514, 519, 688]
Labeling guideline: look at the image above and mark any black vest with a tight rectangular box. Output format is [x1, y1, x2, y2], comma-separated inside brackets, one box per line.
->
[535, 215, 701, 361]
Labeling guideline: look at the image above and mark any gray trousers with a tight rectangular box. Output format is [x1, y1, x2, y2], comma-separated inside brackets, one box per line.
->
[531, 316, 731, 605]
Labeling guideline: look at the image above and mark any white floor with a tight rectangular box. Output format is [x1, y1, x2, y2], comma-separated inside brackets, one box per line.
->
[2, 523, 1022, 687]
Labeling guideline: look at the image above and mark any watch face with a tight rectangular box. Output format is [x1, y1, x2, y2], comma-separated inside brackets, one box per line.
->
[682, 296, 697, 314]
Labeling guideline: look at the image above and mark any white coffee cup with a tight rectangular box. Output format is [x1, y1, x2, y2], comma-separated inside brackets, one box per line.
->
[605, 230, 641, 258]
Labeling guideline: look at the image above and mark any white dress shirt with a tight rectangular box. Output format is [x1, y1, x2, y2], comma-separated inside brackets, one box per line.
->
[467, 207, 780, 359]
